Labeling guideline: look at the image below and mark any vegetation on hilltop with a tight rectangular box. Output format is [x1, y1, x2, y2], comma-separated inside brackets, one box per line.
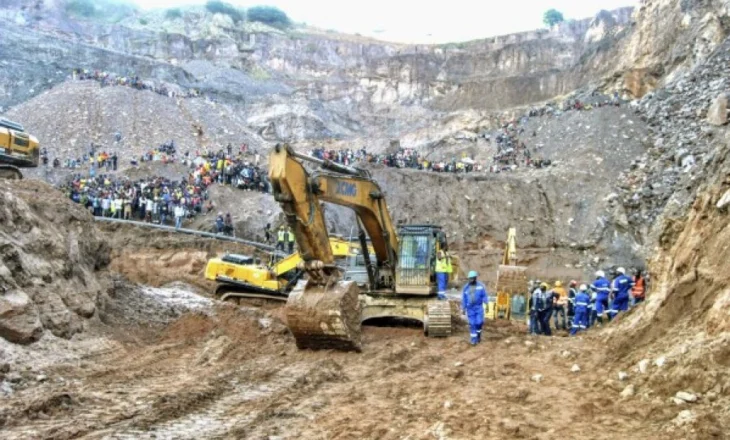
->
[65, 0, 136, 23]
[543, 9, 565, 27]
[205, 1, 244, 23]
[247, 6, 291, 29]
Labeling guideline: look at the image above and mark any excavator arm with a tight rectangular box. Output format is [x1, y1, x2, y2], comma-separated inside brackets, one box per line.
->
[269, 144, 399, 289]
[268, 144, 401, 351]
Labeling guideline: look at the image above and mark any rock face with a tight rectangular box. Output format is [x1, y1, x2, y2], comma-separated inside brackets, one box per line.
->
[707, 94, 728, 125]
[0, 180, 110, 343]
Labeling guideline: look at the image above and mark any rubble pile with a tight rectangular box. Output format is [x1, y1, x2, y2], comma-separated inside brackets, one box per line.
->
[618, 38, 730, 240]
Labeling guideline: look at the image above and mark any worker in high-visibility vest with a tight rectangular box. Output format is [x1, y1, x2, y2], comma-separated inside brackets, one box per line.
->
[435, 251, 450, 300]
[287, 226, 295, 254]
[276, 226, 286, 252]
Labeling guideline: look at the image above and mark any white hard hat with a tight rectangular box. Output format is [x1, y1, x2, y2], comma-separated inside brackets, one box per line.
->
[595, 270, 605, 278]
[579, 284, 588, 291]
[616, 267, 625, 274]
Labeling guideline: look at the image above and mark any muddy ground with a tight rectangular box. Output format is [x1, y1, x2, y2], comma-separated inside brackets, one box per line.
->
[1, 286, 724, 440]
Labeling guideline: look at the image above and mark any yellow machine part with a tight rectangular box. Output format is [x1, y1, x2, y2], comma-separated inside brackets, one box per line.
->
[204, 237, 373, 294]
[0, 119, 39, 179]
[494, 227, 529, 321]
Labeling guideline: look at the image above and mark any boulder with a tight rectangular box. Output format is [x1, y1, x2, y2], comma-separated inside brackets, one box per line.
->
[675, 391, 698, 403]
[0, 290, 43, 344]
[707, 94, 728, 126]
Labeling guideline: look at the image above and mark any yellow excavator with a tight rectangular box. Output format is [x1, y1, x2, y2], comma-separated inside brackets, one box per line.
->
[493, 227, 528, 321]
[204, 236, 372, 302]
[269, 143, 456, 352]
[0, 118, 39, 179]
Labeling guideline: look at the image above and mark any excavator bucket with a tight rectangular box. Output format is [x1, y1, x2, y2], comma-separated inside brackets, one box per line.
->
[285, 279, 362, 352]
[496, 264, 529, 321]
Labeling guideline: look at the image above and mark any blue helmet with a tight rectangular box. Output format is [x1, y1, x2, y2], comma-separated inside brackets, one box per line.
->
[468, 270, 478, 279]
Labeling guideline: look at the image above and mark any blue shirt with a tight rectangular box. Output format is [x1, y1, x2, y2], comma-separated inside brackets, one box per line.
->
[462, 282, 487, 313]
[591, 277, 611, 298]
[612, 274, 634, 299]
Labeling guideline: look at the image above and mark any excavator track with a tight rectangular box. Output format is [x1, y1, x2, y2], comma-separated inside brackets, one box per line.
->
[285, 280, 362, 352]
[215, 282, 288, 304]
[0, 165, 23, 180]
[424, 301, 452, 337]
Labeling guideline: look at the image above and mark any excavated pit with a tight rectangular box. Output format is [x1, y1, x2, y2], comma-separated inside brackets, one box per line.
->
[1, 1, 730, 438]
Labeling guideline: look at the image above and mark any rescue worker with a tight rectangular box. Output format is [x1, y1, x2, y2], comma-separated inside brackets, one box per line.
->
[552, 280, 568, 330]
[609, 267, 634, 319]
[587, 288, 597, 328]
[276, 226, 286, 252]
[569, 284, 590, 335]
[461, 271, 487, 345]
[590, 270, 611, 324]
[531, 282, 552, 336]
[528, 280, 541, 335]
[567, 280, 578, 329]
[632, 269, 646, 305]
[287, 226, 295, 254]
[435, 251, 450, 300]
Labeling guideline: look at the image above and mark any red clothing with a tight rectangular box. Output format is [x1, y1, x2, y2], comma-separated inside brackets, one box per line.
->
[632, 276, 646, 298]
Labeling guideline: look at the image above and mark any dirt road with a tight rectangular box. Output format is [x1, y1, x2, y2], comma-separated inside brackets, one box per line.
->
[2, 291, 719, 440]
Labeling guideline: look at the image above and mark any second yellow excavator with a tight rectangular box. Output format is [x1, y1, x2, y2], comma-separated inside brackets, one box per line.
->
[268, 143, 458, 352]
[0, 118, 39, 179]
[204, 236, 372, 302]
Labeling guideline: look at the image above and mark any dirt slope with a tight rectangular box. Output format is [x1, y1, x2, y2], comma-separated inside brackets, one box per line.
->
[1, 298, 723, 440]
[0, 180, 110, 344]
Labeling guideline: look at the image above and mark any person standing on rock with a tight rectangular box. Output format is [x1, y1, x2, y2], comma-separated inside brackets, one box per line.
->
[570, 284, 591, 336]
[608, 267, 634, 320]
[461, 271, 487, 345]
[590, 270, 611, 325]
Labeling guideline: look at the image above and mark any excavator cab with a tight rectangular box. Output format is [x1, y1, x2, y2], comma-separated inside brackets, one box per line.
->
[395, 225, 443, 295]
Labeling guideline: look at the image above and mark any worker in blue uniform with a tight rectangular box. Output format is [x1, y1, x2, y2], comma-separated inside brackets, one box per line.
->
[590, 270, 611, 324]
[462, 270, 487, 345]
[609, 267, 634, 319]
[570, 284, 591, 335]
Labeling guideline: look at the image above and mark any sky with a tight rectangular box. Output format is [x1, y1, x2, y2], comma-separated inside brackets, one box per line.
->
[131, 0, 639, 44]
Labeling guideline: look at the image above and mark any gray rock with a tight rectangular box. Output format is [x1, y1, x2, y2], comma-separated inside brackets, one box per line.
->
[0, 290, 43, 344]
[707, 93, 728, 126]
[716, 189, 730, 210]
[675, 391, 698, 403]
[620, 384, 635, 397]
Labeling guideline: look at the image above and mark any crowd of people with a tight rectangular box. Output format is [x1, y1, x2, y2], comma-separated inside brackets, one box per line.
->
[456, 266, 645, 345]
[527, 267, 646, 337]
[72, 68, 202, 99]
[61, 174, 214, 228]
[58, 138, 269, 231]
[310, 147, 485, 173]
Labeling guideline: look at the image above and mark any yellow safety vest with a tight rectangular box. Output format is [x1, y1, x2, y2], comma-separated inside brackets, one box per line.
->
[288, 231, 295, 242]
[445, 258, 453, 274]
[435, 258, 448, 273]
[277, 230, 285, 242]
